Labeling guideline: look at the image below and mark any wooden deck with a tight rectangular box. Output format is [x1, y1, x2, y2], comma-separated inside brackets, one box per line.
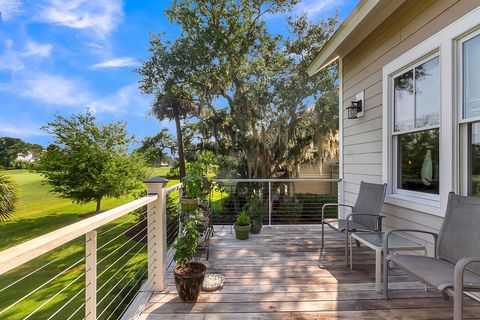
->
[132, 225, 480, 319]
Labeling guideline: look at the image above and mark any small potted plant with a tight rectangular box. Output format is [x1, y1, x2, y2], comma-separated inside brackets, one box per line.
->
[180, 173, 203, 212]
[234, 211, 251, 240]
[244, 195, 264, 234]
[172, 219, 207, 302]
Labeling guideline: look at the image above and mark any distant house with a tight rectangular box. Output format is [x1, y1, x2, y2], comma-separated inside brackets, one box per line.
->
[16, 151, 41, 163]
[307, 0, 480, 252]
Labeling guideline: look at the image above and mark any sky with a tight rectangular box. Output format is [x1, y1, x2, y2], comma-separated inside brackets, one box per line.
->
[0, 0, 358, 148]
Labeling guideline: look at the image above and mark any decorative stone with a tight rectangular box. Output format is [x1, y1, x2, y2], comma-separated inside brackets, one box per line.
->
[202, 273, 225, 291]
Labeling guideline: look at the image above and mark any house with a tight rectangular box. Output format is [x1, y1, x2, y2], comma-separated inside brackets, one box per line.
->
[15, 150, 41, 163]
[307, 0, 480, 253]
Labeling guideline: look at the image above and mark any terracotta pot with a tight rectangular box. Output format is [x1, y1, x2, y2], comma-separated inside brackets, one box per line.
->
[180, 198, 199, 212]
[234, 223, 251, 240]
[173, 262, 206, 302]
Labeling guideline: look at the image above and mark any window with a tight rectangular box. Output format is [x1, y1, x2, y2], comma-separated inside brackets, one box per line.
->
[460, 32, 480, 198]
[393, 56, 440, 195]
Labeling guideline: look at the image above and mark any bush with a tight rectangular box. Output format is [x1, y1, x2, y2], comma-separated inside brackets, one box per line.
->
[276, 201, 303, 224]
[296, 193, 338, 221]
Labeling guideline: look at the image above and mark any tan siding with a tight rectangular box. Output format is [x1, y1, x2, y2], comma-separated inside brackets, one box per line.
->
[341, 0, 480, 243]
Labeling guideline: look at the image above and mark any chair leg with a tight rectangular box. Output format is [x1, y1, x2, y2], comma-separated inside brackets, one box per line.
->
[321, 221, 325, 249]
[344, 231, 349, 266]
[384, 256, 389, 300]
[453, 287, 463, 320]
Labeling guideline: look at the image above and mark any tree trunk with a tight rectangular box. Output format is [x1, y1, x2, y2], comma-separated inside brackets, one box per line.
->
[95, 198, 102, 213]
[174, 113, 186, 178]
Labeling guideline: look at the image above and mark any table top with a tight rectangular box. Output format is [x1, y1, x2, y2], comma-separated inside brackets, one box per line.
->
[351, 232, 425, 250]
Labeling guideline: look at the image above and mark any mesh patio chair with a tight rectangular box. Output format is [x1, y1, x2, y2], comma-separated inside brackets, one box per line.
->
[384, 192, 480, 320]
[321, 181, 387, 266]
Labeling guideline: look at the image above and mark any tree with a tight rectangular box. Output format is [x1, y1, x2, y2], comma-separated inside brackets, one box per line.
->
[0, 174, 16, 221]
[0, 137, 43, 168]
[137, 128, 175, 166]
[138, 0, 339, 179]
[36, 111, 148, 213]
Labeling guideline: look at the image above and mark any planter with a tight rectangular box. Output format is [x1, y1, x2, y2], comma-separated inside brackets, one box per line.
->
[173, 262, 207, 302]
[180, 197, 199, 212]
[250, 220, 262, 234]
[234, 223, 251, 240]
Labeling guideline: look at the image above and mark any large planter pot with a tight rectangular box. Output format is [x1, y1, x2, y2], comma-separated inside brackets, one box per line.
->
[234, 223, 251, 240]
[250, 220, 262, 234]
[173, 262, 207, 302]
[180, 197, 199, 213]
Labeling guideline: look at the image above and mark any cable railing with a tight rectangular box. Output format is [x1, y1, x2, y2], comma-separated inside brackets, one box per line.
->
[0, 178, 181, 320]
[211, 178, 341, 225]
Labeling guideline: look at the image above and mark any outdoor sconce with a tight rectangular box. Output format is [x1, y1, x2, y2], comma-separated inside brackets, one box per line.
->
[347, 100, 363, 119]
[347, 91, 365, 119]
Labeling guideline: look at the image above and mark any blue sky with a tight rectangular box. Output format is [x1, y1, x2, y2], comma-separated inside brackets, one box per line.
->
[0, 0, 357, 147]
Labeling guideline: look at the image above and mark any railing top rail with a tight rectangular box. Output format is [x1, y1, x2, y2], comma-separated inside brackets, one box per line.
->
[212, 178, 342, 183]
[165, 182, 182, 195]
[0, 195, 157, 276]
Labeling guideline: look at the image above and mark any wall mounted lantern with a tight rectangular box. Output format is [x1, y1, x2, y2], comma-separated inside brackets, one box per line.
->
[347, 100, 363, 119]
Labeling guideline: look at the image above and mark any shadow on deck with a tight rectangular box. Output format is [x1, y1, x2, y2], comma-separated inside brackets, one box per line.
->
[129, 225, 480, 319]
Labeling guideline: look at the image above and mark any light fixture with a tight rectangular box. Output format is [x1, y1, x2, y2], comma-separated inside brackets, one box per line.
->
[347, 100, 363, 119]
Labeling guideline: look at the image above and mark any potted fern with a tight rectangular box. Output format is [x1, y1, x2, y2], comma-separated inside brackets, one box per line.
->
[234, 211, 251, 240]
[172, 218, 206, 302]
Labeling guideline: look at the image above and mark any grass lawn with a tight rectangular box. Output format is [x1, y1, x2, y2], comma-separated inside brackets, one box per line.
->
[0, 168, 179, 319]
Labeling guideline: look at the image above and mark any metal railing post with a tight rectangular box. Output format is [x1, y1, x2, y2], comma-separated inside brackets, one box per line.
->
[268, 181, 272, 226]
[144, 177, 169, 292]
[85, 230, 97, 320]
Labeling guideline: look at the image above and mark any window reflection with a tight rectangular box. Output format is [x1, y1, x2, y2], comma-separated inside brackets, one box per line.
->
[470, 123, 480, 197]
[398, 129, 439, 194]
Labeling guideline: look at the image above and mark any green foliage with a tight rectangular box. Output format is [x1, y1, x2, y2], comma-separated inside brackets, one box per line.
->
[0, 174, 16, 221]
[35, 111, 148, 212]
[0, 137, 43, 169]
[235, 210, 251, 226]
[181, 152, 215, 199]
[173, 218, 199, 268]
[277, 201, 303, 224]
[137, 128, 176, 166]
[296, 193, 338, 220]
[243, 194, 264, 222]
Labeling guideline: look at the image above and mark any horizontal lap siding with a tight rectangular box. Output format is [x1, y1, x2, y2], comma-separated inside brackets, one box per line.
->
[341, 0, 479, 249]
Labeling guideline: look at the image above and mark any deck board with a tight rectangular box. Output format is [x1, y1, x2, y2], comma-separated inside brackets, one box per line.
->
[134, 225, 480, 319]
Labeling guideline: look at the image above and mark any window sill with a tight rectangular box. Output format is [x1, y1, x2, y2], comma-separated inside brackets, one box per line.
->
[384, 194, 444, 217]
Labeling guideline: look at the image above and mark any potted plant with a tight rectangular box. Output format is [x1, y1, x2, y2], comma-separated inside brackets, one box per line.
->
[244, 195, 264, 234]
[234, 211, 251, 240]
[172, 219, 206, 302]
[180, 173, 203, 212]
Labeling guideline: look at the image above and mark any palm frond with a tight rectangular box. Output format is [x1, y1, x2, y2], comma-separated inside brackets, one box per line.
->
[0, 174, 16, 222]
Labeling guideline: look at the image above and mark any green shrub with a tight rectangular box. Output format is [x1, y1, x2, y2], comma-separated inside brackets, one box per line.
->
[296, 193, 338, 220]
[276, 202, 303, 224]
[235, 211, 250, 226]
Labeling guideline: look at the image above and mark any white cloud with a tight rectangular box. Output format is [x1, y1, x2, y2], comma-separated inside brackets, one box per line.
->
[35, 0, 124, 39]
[91, 57, 139, 69]
[88, 84, 151, 115]
[0, 118, 43, 137]
[295, 0, 340, 19]
[0, 39, 24, 71]
[0, 73, 91, 106]
[0, 0, 22, 21]
[22, 41, 52, 58]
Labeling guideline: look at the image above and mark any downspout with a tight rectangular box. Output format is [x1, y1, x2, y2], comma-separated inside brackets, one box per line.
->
[338, 57, 345, 219]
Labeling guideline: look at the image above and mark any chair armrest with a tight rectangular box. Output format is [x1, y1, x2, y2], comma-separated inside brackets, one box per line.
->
[455, 257, 480, 288]
[321, 203, 353, 221]
[345, 213, 386, 232]
[383, 229, 438, 257]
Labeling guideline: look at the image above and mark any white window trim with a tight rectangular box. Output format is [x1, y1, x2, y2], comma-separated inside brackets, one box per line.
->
[382, 6, 480, 217]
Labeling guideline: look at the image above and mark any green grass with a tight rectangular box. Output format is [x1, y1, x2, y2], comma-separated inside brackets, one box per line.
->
[0, 168, 178, 320]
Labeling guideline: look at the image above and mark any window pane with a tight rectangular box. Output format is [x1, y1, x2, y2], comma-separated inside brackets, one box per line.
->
[415, 57, 440, 128]
[464, 34, 480, 119]
[398, 129, 439, 194]
[394, 69, 414, 131]
[469, 123, 480, 197]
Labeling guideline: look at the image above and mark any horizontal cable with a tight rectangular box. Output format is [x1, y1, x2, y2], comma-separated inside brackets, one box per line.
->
[98, 215, 137, 237]
[0, 255, 87, 317]
[97, 233, 147, 279]
[23, 271, 85, 320]
[97, 265, 147, 319]
[65, 300, 86, 320]
[97, 216, 147, 251]
[97, 225, 147, 265]
[96, 242, 147, 294]
[96, 248, 147, 306]
[110, 268, 149, 320]
[45, 287, 85, 320]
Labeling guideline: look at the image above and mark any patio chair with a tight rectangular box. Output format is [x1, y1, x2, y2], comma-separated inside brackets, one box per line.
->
[384, 192, 480, 320]
[321, 181, 387, 266]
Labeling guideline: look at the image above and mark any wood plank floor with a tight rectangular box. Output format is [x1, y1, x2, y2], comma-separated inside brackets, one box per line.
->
[135, 225, 480, 319]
